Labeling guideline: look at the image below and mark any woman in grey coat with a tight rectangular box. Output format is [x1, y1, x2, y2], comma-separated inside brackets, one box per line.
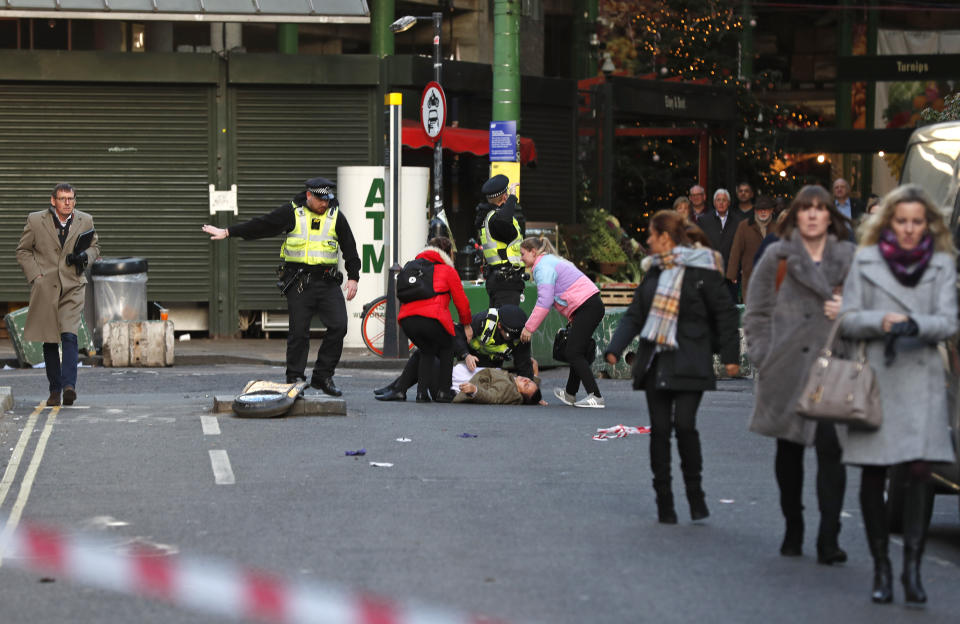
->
[743, 185, 855, 563]
[840, 184, 957, 605]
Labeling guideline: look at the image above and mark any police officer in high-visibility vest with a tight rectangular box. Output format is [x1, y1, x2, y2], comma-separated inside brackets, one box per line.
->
[373, 304, 535, 401]
[475, 174, 526, 307]
[202, 177, 360, 396]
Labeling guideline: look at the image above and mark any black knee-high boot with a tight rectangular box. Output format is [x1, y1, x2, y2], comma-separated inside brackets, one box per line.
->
[860, 468, 892, 603]
[650, 431, 676, 524]
[815, 424, 847, 564]
[677, 428, 708, 521]
[776, 440, 804, 556]
[901, 480, 935, 605]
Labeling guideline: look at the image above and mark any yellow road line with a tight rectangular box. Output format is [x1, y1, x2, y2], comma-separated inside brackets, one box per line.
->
[0, 403, 45, 510]
[0, 405, 59, 567]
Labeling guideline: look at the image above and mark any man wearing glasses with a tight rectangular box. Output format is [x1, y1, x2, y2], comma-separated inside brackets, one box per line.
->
[16, 183, 100, 407]
[688, 185, 709, 222]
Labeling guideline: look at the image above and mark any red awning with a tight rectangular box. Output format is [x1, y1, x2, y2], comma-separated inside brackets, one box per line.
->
[401, 119, 537, 166]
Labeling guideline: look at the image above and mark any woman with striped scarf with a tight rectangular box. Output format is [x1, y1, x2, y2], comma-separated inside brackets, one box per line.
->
[604, 210, 741, 524]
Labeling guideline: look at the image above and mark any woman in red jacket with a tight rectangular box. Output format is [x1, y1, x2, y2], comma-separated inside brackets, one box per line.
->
[398, 237, 473, 402]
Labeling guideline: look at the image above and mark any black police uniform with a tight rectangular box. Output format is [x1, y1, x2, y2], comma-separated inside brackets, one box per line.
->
[374, 304, 533, 401]
[227, 177, 361, 395]
[475, 174, 526, 307]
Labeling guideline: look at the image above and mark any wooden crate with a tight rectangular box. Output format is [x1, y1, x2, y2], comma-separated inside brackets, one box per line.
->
[599, 283, 637, 307]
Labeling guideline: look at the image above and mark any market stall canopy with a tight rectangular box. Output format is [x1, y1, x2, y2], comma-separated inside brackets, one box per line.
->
[0, 0, 369, 23]
[401, 119, 538, 166]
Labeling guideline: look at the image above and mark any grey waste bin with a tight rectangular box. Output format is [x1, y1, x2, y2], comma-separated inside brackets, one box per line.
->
[91, 257, 149, 348]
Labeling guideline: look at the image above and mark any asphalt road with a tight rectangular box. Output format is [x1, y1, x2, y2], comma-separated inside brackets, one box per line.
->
[0, 363, 958, 624]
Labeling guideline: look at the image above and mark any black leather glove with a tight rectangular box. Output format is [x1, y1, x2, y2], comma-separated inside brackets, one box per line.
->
[883, 318, 918, 367]
[67, 251, 88, 274]
[889, 319, 919, 336]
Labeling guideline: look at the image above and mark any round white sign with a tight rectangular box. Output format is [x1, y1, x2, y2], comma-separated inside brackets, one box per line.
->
[420, 81, 446, 140]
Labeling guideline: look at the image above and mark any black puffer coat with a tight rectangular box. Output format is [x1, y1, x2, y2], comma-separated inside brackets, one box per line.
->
[605, 265, 740, 392]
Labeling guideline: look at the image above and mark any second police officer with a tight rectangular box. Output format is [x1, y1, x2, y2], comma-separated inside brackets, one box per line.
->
[475, 174, 526, 307]
[202, 177, 360, 396]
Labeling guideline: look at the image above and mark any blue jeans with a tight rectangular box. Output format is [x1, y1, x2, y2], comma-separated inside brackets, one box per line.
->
[43, 332, 78, 392]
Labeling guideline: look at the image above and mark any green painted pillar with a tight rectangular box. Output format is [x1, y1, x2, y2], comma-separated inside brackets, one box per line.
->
[572, 0, 598, 80]
[740, 0, 754, 82]
[492, 0, 521, 127]
[370, 0, 395, 57]
[278, 24, 298, 54]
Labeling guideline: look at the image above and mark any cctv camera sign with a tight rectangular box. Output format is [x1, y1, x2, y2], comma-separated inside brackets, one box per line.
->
[420, 81, 446, 141]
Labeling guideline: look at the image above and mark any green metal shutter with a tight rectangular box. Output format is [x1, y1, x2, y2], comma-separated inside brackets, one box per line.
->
[0, 83, 213, 301]
[233, 86, 374, 310]
[521, 103, 576, 224]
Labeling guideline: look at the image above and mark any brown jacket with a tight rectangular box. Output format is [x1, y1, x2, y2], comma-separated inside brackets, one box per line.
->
[725, 215, 767, 301]
[16, 209, 100, 342]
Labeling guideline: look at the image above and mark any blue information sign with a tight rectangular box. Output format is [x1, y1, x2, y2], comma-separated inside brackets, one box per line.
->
[489, 121, 518, 162]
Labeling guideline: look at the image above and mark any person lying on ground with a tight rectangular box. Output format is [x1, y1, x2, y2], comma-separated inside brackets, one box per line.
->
[452, 368, 545, 406]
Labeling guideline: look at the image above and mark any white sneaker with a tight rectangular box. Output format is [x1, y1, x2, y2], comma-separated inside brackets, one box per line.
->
[574, 393, 605, 408]
[553, 388, 576, 406]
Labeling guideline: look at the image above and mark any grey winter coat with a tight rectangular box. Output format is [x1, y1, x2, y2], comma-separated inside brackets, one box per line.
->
[743, 234, 856, 444]
[839, 246, 958, 465]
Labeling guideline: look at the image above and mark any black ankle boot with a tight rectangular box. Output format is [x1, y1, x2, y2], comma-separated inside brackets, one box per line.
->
[780, 516, 804, 557]
[901, 481, 933, 606]
[871, 556, 893, 604]
[654, 480, 677, 524]
[416, 388, 432, 403]
[686, 486, 709, 521]
[433, 389, 455, 403]
[374, 381, 399, 396]
[375, 387, 406, 401]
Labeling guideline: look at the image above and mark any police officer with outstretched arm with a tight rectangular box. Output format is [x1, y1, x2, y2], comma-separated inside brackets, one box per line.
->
[475, 174, 526, 307]
[202, 177, 360, 396]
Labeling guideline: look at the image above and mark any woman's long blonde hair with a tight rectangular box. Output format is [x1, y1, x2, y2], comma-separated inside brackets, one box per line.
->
[520, 236, 558, 257]
[859, 184, 955, 255]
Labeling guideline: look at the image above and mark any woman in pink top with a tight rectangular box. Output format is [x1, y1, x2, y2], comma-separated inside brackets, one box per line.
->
[519, 237, 604, 408]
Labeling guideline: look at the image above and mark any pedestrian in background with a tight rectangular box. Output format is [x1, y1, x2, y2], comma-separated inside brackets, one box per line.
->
[519, 236, 605, 408]
[688, 184, 709, 221]
[604, 210, 740, 524]
[727, 196, 776, 301]
[398, 237, 473, 403]
[839, 184, 957, 605]
[735, 181, 755, 216]
[16, 183, 100, 407]
[698, 188, 743, 301]
[673, 196, 692, 223]
[743, 185, 855, 563]
[833, 177, 865, 222]
[202, 177, 359, 396]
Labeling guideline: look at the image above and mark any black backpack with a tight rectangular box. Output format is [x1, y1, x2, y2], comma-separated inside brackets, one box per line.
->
[397, 258, 440, 303]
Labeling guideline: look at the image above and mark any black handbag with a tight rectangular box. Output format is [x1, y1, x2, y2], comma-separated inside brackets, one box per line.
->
[553, 325, 597, 363]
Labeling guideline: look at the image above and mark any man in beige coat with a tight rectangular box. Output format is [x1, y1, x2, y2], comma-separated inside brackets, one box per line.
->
[16, 183, 100, 406]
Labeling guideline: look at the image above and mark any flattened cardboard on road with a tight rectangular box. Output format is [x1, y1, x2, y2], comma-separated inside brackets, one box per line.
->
[217, 380, 346, 418]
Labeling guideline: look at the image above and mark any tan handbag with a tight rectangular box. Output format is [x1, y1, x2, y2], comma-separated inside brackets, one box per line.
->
[795, 314, 883, 431]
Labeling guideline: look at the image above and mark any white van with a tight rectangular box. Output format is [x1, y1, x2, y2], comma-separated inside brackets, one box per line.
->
[891, 121, 960, 524]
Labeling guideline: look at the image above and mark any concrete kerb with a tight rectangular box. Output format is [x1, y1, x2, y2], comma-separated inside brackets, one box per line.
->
[213, 394, 347, 417]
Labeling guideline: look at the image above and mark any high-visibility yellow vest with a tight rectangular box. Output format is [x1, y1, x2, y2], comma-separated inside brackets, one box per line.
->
[280, 205, 339, 265]
[479, 210, 523, 268]
[468, 308, 511, 359]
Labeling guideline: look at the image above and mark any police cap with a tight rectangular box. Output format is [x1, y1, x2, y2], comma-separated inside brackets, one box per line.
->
[481, 174, 509, 199]
[305, 177, 336, 200]
[497, 304, 527, 340]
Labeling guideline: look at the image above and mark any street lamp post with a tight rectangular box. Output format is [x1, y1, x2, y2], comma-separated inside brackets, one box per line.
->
[391, 12, 443, 219]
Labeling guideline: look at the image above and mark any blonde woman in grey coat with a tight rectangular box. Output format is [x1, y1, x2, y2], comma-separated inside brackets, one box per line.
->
[743, 185, 855, 564]
[840, 184, 957, 606]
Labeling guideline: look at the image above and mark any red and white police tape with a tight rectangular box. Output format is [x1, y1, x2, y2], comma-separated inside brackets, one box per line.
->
[592, 425, 651, 441]
[0, 516, 509, 624]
